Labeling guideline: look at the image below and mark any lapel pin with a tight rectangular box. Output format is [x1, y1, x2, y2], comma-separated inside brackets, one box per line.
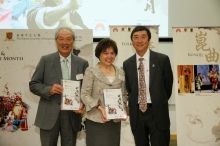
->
[152, 64, 155, 67]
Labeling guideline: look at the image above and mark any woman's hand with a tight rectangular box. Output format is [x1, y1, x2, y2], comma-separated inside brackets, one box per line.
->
[120, 109, 128, 121]
[97, 106, 110, 123]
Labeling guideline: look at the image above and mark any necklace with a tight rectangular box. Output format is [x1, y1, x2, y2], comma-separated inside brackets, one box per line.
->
[100, 64, 111, 73]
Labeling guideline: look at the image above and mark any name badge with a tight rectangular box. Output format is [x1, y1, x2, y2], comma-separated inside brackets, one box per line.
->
[76, 74, 83, 80]
[119, 74, 125, 81]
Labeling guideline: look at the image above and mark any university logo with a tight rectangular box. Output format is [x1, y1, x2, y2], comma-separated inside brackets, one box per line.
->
[4, 32, 15, 41]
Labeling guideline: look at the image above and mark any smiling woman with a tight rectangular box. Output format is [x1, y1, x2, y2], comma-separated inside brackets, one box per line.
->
[80, 38, 128, 146]
[95, 38, 118, 75]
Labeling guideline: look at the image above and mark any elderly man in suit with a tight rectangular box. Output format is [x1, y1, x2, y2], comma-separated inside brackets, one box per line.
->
[123, 26, 173, 146]
[29, 27, 89, 146]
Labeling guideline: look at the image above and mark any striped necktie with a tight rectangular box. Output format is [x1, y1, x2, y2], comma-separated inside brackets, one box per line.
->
[138, 58, 147, 112]
[62, 58, 69, 79]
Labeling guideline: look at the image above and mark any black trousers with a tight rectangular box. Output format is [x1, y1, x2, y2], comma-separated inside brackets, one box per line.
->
[132, 105, 170, 146]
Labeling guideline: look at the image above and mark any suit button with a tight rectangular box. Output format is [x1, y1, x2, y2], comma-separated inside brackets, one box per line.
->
[58, 103, 61, 105]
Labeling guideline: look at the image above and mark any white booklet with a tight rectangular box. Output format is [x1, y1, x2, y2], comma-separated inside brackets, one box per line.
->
[103, 88, 126, 119]
[61, 80, 80, 110]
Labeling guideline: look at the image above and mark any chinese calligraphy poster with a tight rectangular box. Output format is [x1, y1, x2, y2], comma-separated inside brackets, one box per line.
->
[173, 27, 220, 146]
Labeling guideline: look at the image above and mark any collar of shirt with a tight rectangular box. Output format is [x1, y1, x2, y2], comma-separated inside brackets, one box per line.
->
[136, 48, 150, 67]
[59, 53, 71, 64]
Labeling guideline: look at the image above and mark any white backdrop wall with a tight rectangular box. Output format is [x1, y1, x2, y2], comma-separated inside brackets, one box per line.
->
[168, 0, 220, 37]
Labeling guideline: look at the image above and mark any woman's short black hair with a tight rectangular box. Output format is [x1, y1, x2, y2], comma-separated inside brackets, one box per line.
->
[95, 38, 118, 59]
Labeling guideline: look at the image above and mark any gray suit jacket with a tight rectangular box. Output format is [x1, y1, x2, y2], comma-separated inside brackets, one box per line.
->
[29, 52, 88, 131]
[81, 64, 127, 123]
[123, 50, 173, 131]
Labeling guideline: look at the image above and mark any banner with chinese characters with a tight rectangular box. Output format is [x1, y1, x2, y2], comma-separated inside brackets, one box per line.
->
[110, 25, 159, 68]
[173, 27, 220, 146]
[0, 29, 92, 146]
[110, 25, 158, 146]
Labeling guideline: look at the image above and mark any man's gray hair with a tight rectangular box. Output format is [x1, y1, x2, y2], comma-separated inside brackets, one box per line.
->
[55, 27, 75, 40]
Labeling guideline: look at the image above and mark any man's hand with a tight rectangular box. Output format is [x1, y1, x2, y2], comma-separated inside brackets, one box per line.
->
[73, 103, 84, 114]
[50, 84, 63, 95]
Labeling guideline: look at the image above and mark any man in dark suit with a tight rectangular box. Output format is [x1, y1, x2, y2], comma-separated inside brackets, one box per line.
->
[29, 27, 89, 146]
[123, 26, 173, 146]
